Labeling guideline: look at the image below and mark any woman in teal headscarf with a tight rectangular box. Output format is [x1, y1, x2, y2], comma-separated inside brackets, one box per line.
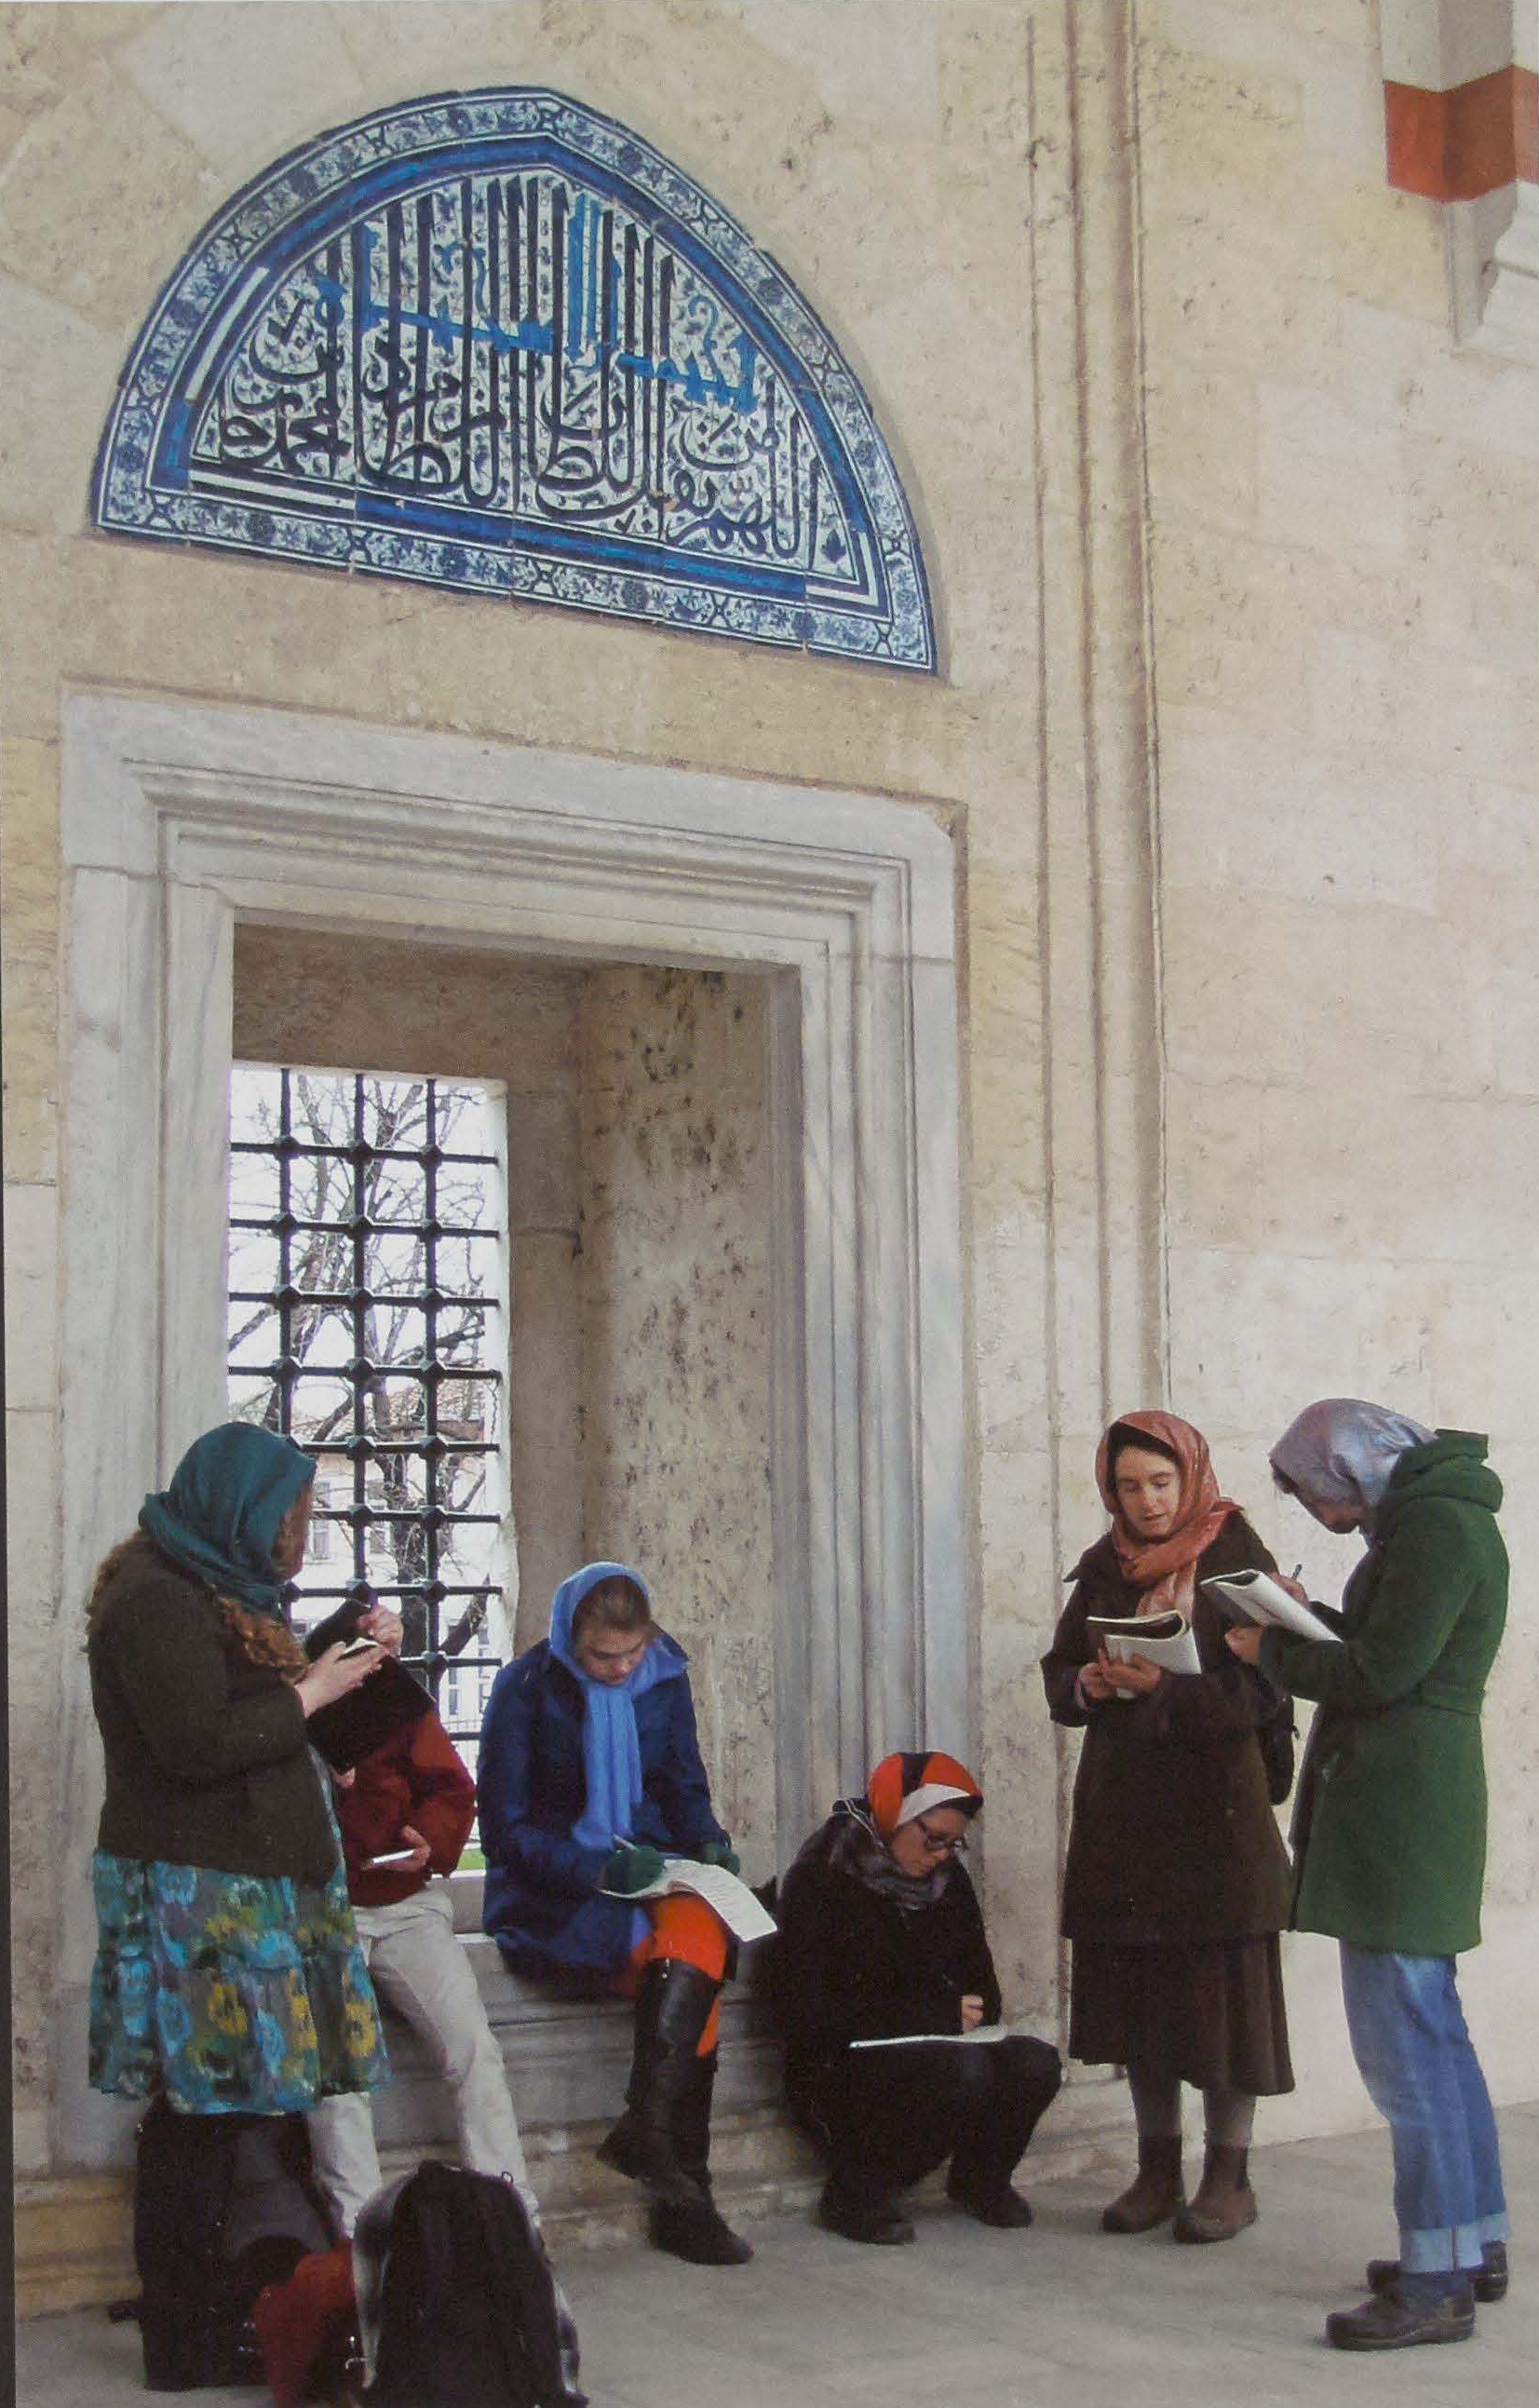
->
[87, 1421, 392, 2390]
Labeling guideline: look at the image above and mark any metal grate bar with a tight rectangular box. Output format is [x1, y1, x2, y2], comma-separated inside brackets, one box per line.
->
[228, 1065, 508, 1750]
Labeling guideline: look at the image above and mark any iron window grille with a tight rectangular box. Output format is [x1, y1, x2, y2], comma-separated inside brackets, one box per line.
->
[228, 1064, 510, 1767]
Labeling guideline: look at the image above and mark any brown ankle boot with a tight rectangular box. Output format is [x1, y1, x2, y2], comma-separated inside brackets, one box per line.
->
[1172, 2143, 1258, 2243]
[1101, 2136, 1185, 2233]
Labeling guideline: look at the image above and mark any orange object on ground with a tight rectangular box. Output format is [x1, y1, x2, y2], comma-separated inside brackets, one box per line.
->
[619, 1895, 730, 2052]
[252, 2244, 357, 2408]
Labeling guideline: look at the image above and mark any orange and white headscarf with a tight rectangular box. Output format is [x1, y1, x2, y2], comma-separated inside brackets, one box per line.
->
[1096, 1410, 1238, 1617]
[865, 1750, 983, 1839]
[799, 1749, 984, 1912]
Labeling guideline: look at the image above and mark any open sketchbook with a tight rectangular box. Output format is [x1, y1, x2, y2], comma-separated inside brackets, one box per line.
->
[599, 1857, 777, 1943]
[1085, 1608, 1202, 1676]
[852, 2020, 1051, 2051]
[1200, 1570, 1339, 1644]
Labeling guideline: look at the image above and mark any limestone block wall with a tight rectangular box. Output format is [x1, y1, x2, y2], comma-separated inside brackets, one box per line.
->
[577, 966, 776, 1875]
[1135, 0, 1539, 2122]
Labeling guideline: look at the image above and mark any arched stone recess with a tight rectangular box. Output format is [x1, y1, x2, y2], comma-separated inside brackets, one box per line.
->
[53, 691, 965, 2170]
[91, 88, 935, 669]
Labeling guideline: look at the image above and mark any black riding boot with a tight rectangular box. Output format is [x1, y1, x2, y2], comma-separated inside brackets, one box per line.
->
[946, 2036, 1062, 2227]
[133, 2100, 260, 2390]
[650, 2050, 753, 2266]
[597, 1958, 717, 2209]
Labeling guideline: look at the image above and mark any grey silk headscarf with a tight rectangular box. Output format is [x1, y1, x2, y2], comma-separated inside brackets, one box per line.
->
[1270, 1399, 1435, 1520]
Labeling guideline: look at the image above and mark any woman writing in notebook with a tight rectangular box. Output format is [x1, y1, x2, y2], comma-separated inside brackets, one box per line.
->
[1226, 1401, 1510, 2352]
[776, 1750, 1062, 2246]
[478, 1562, 750, 2266]
[1040, 1412, 1296, 2243]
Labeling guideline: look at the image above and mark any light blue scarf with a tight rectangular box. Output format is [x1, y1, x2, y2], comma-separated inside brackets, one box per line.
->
[548, 1562, 682, 1852]
[1271, 1399, 1435, 1522]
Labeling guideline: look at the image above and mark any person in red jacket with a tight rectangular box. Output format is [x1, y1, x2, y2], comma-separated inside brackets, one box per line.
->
[302, 1610, 534, 2239]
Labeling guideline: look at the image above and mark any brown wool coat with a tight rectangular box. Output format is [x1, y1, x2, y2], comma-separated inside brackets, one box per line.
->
[1041, 1513, 1293, 1945]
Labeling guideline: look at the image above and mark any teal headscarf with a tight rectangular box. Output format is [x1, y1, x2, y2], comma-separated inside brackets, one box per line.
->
[139, 1423, 317, 1616]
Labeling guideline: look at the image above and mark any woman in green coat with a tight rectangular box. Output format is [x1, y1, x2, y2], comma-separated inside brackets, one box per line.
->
[1226, 1400, 1510, 2356]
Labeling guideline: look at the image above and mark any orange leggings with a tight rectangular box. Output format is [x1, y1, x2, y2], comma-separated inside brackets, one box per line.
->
[617, 1896, 729, 2056]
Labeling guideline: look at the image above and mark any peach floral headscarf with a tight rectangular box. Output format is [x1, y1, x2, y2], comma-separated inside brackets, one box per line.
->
[1096, 1410, 1239, 1616]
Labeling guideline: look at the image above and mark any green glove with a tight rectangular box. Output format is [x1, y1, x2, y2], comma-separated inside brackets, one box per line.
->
[700, 1837, 741, 1875]
[602, 1841, 666, 1894]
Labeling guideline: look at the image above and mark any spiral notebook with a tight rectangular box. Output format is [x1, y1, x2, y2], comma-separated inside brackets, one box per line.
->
[1200, 1570, 1339, 1644]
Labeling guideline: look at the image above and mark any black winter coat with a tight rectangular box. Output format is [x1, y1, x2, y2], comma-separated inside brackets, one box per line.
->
[1040, 1513, 1293, 1945]
[776, 1823, 1002, 2097]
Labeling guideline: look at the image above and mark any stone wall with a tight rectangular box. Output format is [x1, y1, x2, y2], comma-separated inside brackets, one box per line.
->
[1134, 0, 1539, 2124]
[4, 0, 1535, 2211]
[578, 966, 776, 1871]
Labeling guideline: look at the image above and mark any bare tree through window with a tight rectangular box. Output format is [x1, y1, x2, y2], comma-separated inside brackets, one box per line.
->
[227, 1064, 511, 1767]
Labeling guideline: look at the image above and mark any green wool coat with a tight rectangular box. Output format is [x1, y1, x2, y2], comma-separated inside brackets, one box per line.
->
[1260, 1432, 1507, 1957]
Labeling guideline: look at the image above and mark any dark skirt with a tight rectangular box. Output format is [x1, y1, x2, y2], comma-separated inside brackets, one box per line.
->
[1070, 1934, 1294, 2096]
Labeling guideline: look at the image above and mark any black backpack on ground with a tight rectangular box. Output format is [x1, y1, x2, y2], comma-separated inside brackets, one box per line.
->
[118, 2103, 337, 2388]
[358, 2163, 585, 2408]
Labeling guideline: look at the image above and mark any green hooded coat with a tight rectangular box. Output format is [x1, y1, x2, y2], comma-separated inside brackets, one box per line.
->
[1260, 1432, 1507, 1957]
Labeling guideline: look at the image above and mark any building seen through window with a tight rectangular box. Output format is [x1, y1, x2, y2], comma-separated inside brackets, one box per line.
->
[227, 1063, 511, 1776]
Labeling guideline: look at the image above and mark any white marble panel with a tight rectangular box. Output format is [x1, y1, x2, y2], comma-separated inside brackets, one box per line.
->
[160, 883, 234, 1464]
[2, 1184, 60, 1413]
[909, 956, 971, 1749]
[64, 693, 956, 956]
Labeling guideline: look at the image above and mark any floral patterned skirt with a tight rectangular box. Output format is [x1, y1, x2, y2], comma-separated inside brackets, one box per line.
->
[89, 1850, 388, 2115]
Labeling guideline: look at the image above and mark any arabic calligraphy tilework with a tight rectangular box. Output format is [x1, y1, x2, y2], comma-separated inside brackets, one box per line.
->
[92, 88, 935, 671]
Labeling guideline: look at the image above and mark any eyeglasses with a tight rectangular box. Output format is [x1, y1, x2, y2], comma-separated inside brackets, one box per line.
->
[911, 1818, 968, 1858]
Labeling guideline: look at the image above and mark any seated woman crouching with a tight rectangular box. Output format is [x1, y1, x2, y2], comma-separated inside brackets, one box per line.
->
[776, 1750, 1061, 2245]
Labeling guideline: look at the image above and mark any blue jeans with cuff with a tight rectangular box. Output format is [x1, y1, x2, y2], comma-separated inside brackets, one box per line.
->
[1339, 1943, 1508, 2288]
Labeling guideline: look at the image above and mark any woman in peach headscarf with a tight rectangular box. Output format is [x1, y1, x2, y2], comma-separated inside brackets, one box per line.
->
[1040, 1412, 1295, 2245]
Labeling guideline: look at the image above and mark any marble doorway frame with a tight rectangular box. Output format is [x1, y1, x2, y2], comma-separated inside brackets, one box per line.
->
[55, 689, 966, 2166]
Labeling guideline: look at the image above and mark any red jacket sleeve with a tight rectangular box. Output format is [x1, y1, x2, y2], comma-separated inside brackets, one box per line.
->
[333, 1711, 478, 1905]
[402, 1711, 478, 1874]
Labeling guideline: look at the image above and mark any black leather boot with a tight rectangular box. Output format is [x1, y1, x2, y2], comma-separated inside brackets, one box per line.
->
[1327, 2278, 1476, 2350]
[650, 2050, 753, 2266]
[596, 1958, 718, 2209]
[1368, 2240, 1507, 2303]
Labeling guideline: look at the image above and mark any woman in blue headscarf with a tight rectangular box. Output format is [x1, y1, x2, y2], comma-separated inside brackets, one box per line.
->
[87, 1421, 393, 2389]
[479, 1563, 749, 2266]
